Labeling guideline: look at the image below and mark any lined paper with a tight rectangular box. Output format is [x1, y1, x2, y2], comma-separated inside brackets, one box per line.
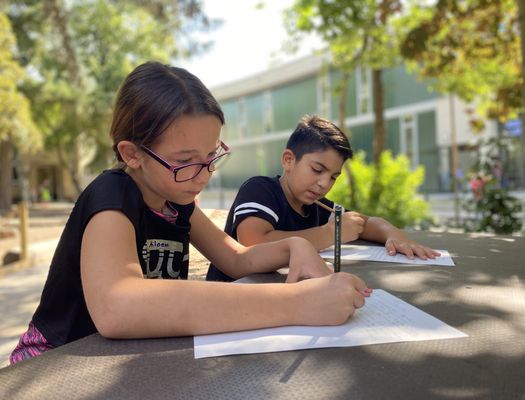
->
[319, 245, 455, 266]
[194, 289, 467, 359]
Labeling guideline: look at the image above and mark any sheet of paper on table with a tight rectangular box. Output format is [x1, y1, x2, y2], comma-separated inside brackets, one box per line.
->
[319, 245, 455, 266]
[194, 289, 467, 359]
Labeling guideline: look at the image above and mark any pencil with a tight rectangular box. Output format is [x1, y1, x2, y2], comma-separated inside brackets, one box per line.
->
[314, 199, 334, 213]
[334, 204, 342, 273]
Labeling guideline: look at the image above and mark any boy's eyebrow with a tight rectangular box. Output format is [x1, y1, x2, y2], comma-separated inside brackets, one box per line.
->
[312, 160, 328, 169]
[312, 160, 341, 176]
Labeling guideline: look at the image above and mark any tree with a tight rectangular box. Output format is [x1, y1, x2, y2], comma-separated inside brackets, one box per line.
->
[285, 0, 403, 209]
[399, 0, 524, 185]
[401, 0, 520, 123]
[3, 0, 217, 197]
[0, 12, 41, 212]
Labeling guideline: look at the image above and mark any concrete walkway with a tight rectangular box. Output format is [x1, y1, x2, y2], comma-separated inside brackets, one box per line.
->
[0, 259, 51, 367]
[0, 203, 68, 367]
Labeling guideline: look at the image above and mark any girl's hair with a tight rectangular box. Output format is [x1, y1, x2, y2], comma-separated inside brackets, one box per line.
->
[286, 115, 353, 161]
[110, 61, 225, 162]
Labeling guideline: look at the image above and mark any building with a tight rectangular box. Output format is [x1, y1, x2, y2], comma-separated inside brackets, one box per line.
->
[206, 52, 499, 196]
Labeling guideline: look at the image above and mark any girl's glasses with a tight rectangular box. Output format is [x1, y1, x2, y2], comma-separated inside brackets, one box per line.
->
[140, 141, 231, 182]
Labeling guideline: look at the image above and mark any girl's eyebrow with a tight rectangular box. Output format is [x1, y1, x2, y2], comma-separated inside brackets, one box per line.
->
[165, 149, 198, 158]
[167, 145, 219, 159]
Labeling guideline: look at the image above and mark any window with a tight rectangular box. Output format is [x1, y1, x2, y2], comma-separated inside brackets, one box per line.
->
[400, 114, 419, 168]
[317, 72, 331, 118]
[263, 91, 273, 133]
[238, 97, 247, 137]
[356, 67, 371, 115]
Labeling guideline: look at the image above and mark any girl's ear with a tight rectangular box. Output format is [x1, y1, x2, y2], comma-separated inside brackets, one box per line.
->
[117, 141, 142, 169]
[281, 149, 296, 172]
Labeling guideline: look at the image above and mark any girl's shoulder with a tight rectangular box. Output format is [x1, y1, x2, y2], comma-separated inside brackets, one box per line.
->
[83, 169, 138, 197]
[76, 169, 144, 219]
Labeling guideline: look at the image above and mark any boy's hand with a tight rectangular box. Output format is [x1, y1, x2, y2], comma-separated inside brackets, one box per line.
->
[291, 273, 372, 326]
[385, 236, 441, 260]
[286, 237, 332, 282]
[327, 211, 365, 243]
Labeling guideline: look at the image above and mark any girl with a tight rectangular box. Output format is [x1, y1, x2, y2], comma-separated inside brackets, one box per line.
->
[10, 62, 370, 363]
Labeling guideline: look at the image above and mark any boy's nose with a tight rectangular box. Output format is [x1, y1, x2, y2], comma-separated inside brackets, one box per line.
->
[318, 175, 331, 188]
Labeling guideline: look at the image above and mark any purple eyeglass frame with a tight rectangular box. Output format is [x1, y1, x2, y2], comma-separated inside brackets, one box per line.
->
[140, 141, 231, 182]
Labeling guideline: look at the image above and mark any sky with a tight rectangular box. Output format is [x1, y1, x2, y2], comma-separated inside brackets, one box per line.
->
[177, 0, 322, 88]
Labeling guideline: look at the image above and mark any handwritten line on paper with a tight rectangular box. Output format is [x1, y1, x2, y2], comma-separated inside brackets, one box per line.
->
[193, 289, 467, 359]
[319, 245, 455, 266]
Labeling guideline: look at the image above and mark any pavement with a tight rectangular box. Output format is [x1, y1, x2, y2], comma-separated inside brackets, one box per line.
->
[0, 190, 523, 368]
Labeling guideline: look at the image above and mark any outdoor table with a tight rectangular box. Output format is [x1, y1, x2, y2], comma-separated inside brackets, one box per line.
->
[0, 231, 524, 400]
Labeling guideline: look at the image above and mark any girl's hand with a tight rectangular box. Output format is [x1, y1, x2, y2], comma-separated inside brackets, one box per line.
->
[286, 237, 332, 283]
[385, 236, 441, 260]
[291, 273, 372, 326]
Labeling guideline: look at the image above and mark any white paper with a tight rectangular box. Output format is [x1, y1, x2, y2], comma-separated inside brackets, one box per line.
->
[194, 289, 467, 359]
[319, 245, 455, 266]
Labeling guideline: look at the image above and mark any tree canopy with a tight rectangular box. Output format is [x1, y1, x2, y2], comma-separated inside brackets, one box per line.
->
[0, 11, 40, 152]
[400, 0, 521, 125]
[2, 0, 217, 193]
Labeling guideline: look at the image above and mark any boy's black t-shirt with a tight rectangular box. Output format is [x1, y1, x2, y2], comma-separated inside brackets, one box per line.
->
[31, 169, 194, 347]
[206, 176, 333, 282]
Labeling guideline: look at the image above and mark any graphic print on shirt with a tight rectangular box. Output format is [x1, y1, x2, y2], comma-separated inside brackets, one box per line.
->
[142, 239, 188, 278]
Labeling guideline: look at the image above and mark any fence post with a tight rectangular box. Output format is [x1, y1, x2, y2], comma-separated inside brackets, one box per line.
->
[18, 201, 29, 262]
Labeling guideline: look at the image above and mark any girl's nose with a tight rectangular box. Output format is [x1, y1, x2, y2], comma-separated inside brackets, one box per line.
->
[193, 166, 212, 184]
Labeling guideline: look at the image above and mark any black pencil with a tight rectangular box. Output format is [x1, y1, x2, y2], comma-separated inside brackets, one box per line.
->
[334, 204, 342, 273]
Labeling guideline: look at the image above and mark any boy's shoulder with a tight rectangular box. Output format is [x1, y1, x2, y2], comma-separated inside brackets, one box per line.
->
[234, 175, 284, 207]
[239, 175, 280, 191]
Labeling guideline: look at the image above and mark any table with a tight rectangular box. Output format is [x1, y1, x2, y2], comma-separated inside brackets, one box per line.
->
[1, 231, 524, 400]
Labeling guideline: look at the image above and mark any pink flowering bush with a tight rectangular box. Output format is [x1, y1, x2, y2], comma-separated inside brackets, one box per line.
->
[462, 139, 522, 234]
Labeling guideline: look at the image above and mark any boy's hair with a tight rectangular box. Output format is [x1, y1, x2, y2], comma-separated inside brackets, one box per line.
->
[286, 115, 353, 161]
[110, 61, 225, 162]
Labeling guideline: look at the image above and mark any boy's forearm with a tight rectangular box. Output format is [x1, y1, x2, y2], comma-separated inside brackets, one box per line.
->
[228, 238, 292, 278]
[257, 226, 334, 251]
[359, 216, 407, 243]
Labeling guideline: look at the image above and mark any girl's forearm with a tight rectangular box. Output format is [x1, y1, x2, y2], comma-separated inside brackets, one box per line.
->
[94, 278, 299, 338]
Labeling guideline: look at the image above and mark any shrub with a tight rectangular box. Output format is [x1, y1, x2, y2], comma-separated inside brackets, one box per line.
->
[328, 150, 433, 228]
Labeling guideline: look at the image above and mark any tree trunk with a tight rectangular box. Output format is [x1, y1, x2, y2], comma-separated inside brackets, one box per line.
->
[71, 139, 82, 195]
[517, 0, 525, 188]
[337, 71, 358, 210]
[46, 0, 83, 198]
[372, 69, 386, 165]
[0, 140, 13, 213]
[370, 68, 386, 208]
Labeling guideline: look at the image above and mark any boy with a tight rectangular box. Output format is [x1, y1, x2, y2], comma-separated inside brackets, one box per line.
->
[206, 115, 439, 282]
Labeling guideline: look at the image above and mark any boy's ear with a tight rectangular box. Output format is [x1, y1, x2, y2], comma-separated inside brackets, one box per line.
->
[281, 149, 296, 170]
[117, 141, 143, 169]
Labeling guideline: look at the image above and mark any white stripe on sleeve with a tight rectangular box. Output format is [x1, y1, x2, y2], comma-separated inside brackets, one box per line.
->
[233, 202, 279, 224]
